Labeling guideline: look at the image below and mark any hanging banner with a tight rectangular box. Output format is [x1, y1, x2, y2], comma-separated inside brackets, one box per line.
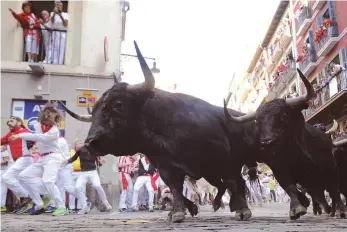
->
[12, 99, 66, 136]
[77, 91, 97, 107]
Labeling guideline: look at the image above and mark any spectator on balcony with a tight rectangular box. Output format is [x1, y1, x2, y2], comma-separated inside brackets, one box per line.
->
[330, 62, 347, 90]
[50, 1, 68, 65]
[9, 2, 40, 63]
[38, 10, 53, 64]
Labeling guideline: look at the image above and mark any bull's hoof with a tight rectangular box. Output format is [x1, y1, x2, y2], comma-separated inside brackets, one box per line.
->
[188, 204, 199, 217]
[212, 199, 221, 212]
[335, 209, 346, 219]
[235, 208, 252, 221]
[329, 212, 336, 217]
[289, 204, 307, 220]
[313, 205, 322, 216]
[172, 212, 185, 223]
[323, 205, 332, 214]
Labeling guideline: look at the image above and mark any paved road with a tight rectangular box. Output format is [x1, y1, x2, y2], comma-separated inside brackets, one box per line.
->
[1, 203, 346, 232]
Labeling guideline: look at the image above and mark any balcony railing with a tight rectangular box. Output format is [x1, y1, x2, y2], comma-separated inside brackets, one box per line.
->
[312, 0, 326, 11]
[270, 61, 296, 94]
[316, 22, 339, 57]
[296, 6, 312, 36]
[304, 70, 347, 117]
[271, 42, 284, 64]
[22, 27, 67, 65]
[298, 48, 317, 75]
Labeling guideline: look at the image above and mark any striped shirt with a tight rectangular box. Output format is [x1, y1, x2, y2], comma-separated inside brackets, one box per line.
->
[117, 156, 133, 174]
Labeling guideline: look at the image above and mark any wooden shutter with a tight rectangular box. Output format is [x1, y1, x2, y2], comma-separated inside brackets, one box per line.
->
[339, 48, 347, 69]
[308, 30, 317, 60]
[328, 1, 337, 22]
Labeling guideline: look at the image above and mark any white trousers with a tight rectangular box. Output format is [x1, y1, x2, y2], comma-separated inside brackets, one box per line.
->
[52, 31, 66, 65]
[132, 176, 154, 208]
[18, 153, 64, 209]
[25, 34, 39, 55]
[43, 34, 53, 64]
[69, 172, 83, 210]
[75, 170, 108, 209]
[2, 156, 33, 199]
[56, 165, 78, 205]
[1, 169, 8, 207]
[118, 172, 133, 209]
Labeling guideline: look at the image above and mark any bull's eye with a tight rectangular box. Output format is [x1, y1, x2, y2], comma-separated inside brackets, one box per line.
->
[114, 102, 123, 109]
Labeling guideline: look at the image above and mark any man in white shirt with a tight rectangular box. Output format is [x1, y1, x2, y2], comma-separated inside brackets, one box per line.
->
[1, 145, 13, 212]
[11, 102, 67, 216]
[50, 1, 68, 65]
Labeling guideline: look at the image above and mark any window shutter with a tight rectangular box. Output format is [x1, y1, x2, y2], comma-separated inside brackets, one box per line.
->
[339, 48, 347, 69]
[308, 30, 317, 59]
[328, 1, 337, 22]
[316, 15, 323, 28]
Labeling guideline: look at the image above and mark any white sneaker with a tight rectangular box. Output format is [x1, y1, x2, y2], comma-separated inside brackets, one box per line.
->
[77, 205, 90, 215]
[103, 202, 112, 211]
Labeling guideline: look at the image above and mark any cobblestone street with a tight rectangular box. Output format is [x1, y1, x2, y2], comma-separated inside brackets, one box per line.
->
[1, 203, 347, 232]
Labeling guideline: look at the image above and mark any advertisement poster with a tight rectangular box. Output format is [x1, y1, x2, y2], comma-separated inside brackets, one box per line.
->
[12, 100, 66, 136]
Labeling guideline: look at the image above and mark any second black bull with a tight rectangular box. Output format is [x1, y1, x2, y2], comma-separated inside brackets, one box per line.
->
[60, 41, 260, 223]
[224, 68, 347, 220]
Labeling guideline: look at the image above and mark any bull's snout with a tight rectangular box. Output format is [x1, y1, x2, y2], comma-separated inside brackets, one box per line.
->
[260, 138, 278, 149]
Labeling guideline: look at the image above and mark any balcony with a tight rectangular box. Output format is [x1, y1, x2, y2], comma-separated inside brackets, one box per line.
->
[316, 22, 339, 58]
[269, 62, 296, 96]
[279, 31, 292, 50]
[22, 27, 67, 65]
[271, 43, 284, 64]
[304, 71, 347, 121]
[251, 74, 260, 88]
[298, 49, 317, 76]
[312, 0, 326, 11]
[267, 58, 275, 73]
[296, 6, 312, 36]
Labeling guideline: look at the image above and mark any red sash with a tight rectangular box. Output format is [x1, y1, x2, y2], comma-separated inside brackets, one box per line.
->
[152, 172, 160, 191]
[121, 172, 128, 190]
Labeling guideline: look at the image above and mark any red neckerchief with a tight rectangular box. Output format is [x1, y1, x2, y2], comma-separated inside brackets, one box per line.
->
[41, 123, 53, 134]
[145, 156, 149, 164]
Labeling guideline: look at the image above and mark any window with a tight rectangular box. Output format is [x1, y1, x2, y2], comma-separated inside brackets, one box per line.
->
[14, 1, 69, 64]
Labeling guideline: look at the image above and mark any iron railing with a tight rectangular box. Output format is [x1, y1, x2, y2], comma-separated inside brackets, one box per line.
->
[296, 6, 311, 33]
[316, 22, 339, 54]
[304, 70, 347, 117]
[298, 48, 317, 71]
[22, 27, 67, 65]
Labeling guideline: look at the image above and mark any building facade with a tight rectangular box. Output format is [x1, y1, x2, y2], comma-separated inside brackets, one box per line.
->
[294, 0, 347, 136]
[227, 0, 347, 138]
[227, 1, 298, 113]
[1, 0, 130, 207]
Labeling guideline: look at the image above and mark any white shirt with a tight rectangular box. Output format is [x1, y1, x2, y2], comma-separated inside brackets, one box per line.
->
[19, 123, 61, 155]
[50, 12, 69, 31]
[58, 137, 69, 161]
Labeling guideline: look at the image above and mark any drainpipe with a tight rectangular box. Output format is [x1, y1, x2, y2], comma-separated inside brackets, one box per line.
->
[289, 0, 301, 95]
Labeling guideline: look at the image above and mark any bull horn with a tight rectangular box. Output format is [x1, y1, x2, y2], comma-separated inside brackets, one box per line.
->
[126, 41, 155, 93]
[325, 119, 338, 134]
[285, 69, 315, 107]
[333, 138, 347, 147]
[223, 99, 256, 124]
[59, 101, 92, 123]
[87, 103, 92, 115]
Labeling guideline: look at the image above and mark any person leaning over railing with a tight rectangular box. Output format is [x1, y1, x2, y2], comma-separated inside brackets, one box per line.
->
[330, 62, 347, 90]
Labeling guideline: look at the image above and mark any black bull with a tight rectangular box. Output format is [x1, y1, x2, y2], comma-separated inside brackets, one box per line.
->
[60, 41, 260, 223]
[224, 68, 347, 219]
